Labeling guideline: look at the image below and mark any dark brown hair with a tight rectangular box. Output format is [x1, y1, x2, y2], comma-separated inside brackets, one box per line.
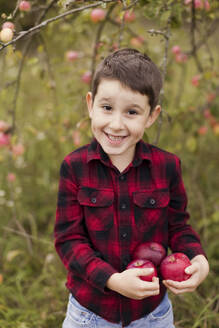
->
[91, 48, 163, 112]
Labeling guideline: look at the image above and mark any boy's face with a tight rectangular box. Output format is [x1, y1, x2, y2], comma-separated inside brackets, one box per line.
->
[86, 79, 160, 169]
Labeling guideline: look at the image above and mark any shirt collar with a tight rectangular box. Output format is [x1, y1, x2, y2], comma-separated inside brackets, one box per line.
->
[87, 138, 152, 167]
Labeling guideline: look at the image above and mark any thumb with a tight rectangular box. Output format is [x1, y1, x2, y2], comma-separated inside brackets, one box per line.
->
[185, 263, 198, 275]
[135, 267, 154, 277]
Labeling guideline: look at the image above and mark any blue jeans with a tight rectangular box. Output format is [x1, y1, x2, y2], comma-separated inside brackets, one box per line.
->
[62, 292, 175, 328]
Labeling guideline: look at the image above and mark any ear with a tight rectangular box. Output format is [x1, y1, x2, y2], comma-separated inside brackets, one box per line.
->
[86, 92, 93, 118]
[145, 105, 161, 128]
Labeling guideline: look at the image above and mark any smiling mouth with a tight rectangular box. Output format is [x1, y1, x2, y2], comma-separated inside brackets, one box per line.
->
[105, 133, 127, 143]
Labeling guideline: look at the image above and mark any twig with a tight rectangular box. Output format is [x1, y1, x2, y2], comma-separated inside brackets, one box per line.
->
[118, 2, 126, 47]
[65, 0, 117, 7]
[152, 17, 172, 145]
[125, 0, 140, 10]
[90, 3, 117, 80]
[7, 180, 33, 254]
[9, 0, 60, 132]
[2, 227, 53, 245]
[190, 0, 203, 72]
[37, 34, 58, 106]
[187, 18, 219, 56]
[11, 41, 32, 132]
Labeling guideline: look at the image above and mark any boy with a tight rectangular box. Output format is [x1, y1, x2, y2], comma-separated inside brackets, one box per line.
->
[54, 48, 209, 328]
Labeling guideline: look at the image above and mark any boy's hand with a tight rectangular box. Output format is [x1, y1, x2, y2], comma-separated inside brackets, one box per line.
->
[163, 254, 209, 295]
[106, 268, 160, 300]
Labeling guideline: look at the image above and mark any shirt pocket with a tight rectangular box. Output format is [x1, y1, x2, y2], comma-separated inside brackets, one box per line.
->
[133, 189, 169, 232]
[77, 187, 114, 231]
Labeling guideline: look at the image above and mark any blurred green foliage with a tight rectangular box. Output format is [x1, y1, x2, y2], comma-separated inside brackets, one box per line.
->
[0, 0, 219, 327]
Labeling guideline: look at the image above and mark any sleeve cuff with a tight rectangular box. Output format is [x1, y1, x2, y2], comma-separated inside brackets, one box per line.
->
[88, 264, 118, 293]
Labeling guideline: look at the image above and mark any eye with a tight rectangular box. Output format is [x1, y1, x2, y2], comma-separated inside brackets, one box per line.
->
[102, 105, 112, 111]
[128, 109, 138, 115]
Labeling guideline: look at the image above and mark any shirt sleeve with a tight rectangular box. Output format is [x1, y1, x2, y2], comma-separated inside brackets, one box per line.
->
[54, 159, 117, 292]
[168, 156, 207, 260]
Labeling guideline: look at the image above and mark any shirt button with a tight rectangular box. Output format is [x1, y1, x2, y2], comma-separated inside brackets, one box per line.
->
[122, 233, 127, 238]
[121, 203, 127, 210]
[91, 197, 97, 204]
[119, 175, 125, 181]
[149, 198, 156, 205]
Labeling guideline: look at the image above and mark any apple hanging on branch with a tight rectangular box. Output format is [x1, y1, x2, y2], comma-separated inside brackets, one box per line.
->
[0, 28, 14, 43]
[2, 22, 15, 31]
[90, 9, 106, 23]
[19, 1, 31, 12]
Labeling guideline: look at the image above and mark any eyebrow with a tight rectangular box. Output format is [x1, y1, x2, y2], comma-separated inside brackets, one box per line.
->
[98, 97, 114, 103]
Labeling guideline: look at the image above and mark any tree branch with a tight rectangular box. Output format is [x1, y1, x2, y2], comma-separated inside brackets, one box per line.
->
[190, 0, 203, 72]
[0, 0, 116, 52]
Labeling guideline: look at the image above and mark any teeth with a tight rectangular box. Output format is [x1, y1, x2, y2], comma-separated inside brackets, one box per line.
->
[107, 134, 124, 141]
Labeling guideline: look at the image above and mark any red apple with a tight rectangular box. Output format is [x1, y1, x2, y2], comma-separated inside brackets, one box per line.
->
[19, 1, 31, 12]
[184, 0, 203, 8]
[206, 93, 216, 103]
[204, 0, 210, 11]
[65, 50, 79, 62]
[133, 242, 166, 266]
[130, 36, 144, 47]
[0, 28, 13, 43]
[191, 75, 201, 87]
[90, 9, 105, 23]
[127, 259, 157, 282]
[124, 10, 136, 23]
[171, 45, 181, 55]
[7, 173, 16, 182]
[194, 0, 204, 9]
[81, 71, 92, 84]
[0, 120, 10, 132]
[203, 108, 212, 119]
[175, 53, 188, 63]
[160, 252, 192, 282]
[198, 126, 208, 135]
[213, 123, 219, 136]
[0, 132, 10, 147]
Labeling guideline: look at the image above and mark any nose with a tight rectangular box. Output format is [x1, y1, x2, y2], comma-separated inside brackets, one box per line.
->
[108, 113, 124, 131]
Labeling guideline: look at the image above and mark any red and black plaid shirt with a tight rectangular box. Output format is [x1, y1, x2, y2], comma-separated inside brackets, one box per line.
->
[54, 138, 206, 326]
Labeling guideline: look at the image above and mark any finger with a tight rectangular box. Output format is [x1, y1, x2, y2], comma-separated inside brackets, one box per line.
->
[163, 278, 197, 291]
[140, 277, 160, 291]
[135, 268, 155, 277]
[152, 276, 159, 283]
[164, 285, 192, 295]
